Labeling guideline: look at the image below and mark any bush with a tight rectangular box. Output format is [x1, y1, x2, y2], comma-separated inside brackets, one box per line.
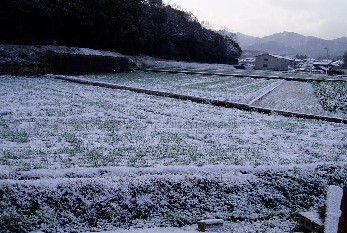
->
[312, 81, 347, 113]
[0, 165, 346, 232]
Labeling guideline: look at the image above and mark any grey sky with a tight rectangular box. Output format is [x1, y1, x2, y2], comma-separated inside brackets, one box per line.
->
[163, 0, 347, 39]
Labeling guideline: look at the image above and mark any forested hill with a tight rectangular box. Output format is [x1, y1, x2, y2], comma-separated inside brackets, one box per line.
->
[0, 0, 241, 64]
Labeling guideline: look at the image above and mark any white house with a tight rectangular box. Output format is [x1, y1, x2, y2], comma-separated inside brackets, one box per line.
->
[254, 54, 295, 71]
[239, 58, 255, 70]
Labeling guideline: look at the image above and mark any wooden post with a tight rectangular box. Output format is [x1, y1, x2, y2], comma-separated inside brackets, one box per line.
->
[197, 219, 224, 232]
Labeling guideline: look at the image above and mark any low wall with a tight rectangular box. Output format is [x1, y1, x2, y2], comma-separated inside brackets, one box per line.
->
[46, 53, 131, 75]
[0, 63, 45, 76]
[0, 45, 131, 75]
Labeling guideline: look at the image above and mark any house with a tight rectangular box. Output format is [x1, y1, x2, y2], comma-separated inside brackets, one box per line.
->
[239, 58, 255, 70]
[312, 60, 333, 74]
[254, 53, 295, 71]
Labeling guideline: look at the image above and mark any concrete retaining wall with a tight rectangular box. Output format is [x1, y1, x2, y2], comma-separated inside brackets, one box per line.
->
[46, 53, 131, 75]
[0, 45, 131, 75]
[0, 63, 46, 76]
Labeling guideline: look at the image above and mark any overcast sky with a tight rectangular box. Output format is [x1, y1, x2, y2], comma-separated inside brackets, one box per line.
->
[163, 0, 347, 40]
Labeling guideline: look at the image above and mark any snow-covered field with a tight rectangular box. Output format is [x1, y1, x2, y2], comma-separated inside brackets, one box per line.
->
[85, 71, 347, 118]
[86, 71, 282, 105]
[0, 72, 346, 232]
[1, 75, 346, 169]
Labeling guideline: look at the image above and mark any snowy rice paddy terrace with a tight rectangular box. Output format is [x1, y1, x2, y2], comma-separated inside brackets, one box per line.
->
[84, 71, 347, 119]
[0, 70, 347, 232]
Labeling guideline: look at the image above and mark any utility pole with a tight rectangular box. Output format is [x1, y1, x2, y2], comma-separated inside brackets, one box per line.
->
[324, 48, 330, 75]
[324, 47, 329, 60]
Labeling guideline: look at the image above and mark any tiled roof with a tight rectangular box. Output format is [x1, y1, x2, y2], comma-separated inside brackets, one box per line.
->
[255, 53, 294, 61]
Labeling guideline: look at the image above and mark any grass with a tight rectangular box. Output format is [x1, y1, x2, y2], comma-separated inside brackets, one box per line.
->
[0, 73, 347, 232]
[312, 80, 347, 114]
[0, 75, 346, 171]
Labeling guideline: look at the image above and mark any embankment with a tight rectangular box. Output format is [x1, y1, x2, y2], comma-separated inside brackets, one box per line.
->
[0, 44, 131, 75]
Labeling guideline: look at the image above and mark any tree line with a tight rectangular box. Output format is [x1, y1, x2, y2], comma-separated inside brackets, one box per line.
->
[0, 0, 241, 64]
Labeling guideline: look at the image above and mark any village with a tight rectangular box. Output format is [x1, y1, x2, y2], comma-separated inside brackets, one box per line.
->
[239, 53, 346, 75]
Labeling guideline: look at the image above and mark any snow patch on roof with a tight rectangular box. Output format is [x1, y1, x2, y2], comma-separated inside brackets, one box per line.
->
[256, 53, 294, 61]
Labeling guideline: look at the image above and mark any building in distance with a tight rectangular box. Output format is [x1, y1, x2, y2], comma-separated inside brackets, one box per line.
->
[254, 53, 295, 71]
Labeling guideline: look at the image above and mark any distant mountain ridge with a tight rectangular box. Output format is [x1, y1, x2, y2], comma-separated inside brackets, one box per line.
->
[236, 31, 347, 59]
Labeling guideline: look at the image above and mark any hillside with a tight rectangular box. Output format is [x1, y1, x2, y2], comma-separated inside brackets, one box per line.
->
[236, 31, 347, 59]
[0, 0, 241, 64]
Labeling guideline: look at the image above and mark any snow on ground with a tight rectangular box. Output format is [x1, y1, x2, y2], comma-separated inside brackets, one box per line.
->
[83, 71, 347, 119]
[95, 217, 294, 233]
[1, 75, 346, 170]
[0, 44, 123, 66]
[0, 72, 346, 232]
[251, 81, 328, 115]
[138, 56, 237, 72]
[1, 163, 344, 232]
[85, 71, 281, 104]
[95, 225, 198, 233]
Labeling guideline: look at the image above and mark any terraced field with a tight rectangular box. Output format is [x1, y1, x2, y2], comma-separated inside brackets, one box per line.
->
[0, 72, 346, 232]
[85, 71, 282, 104]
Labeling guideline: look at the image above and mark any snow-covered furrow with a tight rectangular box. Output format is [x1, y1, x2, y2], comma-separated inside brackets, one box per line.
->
[55, 75, 347, 125]
[1, 75, 347, 172]
[85, 72, 286, 104]
[251, 81, 325, 114]
[1, 164, 346, 232]
[141, 57, 236, 72]
[248, 80, 286, 106]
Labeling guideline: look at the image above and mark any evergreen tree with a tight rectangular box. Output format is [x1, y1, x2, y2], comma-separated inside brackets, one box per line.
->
[0, 0, 241, 64]
[295, 54, 308, 60]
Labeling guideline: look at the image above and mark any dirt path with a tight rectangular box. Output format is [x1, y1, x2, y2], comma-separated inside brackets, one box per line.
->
[251, 81, 327, 115]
